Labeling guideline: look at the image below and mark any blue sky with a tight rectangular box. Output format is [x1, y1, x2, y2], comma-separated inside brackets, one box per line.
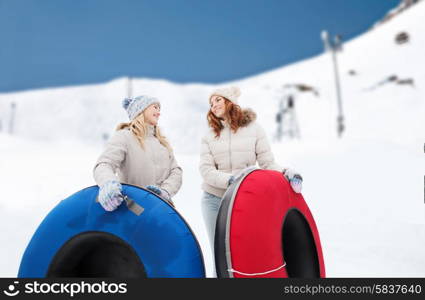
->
[0, 0, 400, 92]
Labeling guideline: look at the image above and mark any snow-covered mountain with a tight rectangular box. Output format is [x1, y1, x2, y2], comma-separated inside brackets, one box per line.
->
[1, 1, 424, 277]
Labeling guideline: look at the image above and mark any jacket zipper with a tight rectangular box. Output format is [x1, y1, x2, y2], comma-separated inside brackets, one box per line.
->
[228, 126, 232, 172]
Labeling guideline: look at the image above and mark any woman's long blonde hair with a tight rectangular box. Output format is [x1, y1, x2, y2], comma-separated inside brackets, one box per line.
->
[116, 113, 172, 151]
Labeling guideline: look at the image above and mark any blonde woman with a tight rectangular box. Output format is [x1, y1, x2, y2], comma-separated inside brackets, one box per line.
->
[94, 95, 182, 211]
[199, 86, 303, 250]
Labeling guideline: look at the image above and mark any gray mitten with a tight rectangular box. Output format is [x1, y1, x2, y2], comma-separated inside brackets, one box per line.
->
[228, 166, 258, 187]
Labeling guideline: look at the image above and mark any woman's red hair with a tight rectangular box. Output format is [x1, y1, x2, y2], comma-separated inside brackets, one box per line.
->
[207, 99, 244, 137]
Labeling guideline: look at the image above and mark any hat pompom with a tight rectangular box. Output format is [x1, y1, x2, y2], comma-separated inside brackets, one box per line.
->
[230, 86, 241, 98]
[122, 97, 133, 110]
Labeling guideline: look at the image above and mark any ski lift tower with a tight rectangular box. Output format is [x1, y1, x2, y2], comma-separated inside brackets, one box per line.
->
[275, 86, 300, 141]
[9, 102, 16, 135]
[275, 98, 285, 141]
[321, 30, 345, 138]
[127, 76, 133, 98]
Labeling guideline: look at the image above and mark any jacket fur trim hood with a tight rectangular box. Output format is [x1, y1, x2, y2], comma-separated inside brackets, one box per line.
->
[240, 108, 256, 127]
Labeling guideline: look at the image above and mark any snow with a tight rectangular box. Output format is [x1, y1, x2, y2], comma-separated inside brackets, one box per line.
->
[1, 1, 424, 277]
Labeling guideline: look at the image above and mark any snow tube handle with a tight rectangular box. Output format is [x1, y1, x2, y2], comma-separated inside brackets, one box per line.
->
[95, 195, 144, 216]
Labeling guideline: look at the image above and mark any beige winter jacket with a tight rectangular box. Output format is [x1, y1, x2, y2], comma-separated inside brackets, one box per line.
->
[199, 109, 283, 198]
[93, 125, 182, 197]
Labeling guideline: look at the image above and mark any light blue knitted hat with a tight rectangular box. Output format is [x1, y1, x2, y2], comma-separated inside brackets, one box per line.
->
[122, 95, 161, 120]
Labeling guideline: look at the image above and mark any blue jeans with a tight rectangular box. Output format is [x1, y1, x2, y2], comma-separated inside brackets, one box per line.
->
[201, 191, 222, 277]
[201, 191, 222, 253]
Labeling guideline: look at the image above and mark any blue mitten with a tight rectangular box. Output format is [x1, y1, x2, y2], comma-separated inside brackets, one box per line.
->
[289, 174, 303, 194]
[146, 185, 173, 206]
[283, 168, 303, 194]
[98, 180, 124, 211]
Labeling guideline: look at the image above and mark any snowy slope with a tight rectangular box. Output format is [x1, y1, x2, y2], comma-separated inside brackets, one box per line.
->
[1, 1, 424, 277]
[1, 1, 424, 150]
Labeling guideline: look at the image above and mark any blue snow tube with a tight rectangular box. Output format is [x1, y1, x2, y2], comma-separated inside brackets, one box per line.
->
[18, 184, 205, 278]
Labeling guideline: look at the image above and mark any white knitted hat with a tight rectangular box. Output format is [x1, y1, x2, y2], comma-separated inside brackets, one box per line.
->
[122, 95, 160, 120]
[209, 86, 241, 104]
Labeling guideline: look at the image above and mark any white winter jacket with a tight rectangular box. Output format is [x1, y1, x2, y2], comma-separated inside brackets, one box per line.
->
[93, 125, 182, 197]
[199, 109, 283, 198]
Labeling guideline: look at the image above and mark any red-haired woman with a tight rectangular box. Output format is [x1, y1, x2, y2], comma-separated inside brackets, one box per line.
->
[199, 86, 303, 255]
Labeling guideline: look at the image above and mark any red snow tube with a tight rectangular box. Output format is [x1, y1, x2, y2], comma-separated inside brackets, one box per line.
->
[215, 169, 325, 278]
